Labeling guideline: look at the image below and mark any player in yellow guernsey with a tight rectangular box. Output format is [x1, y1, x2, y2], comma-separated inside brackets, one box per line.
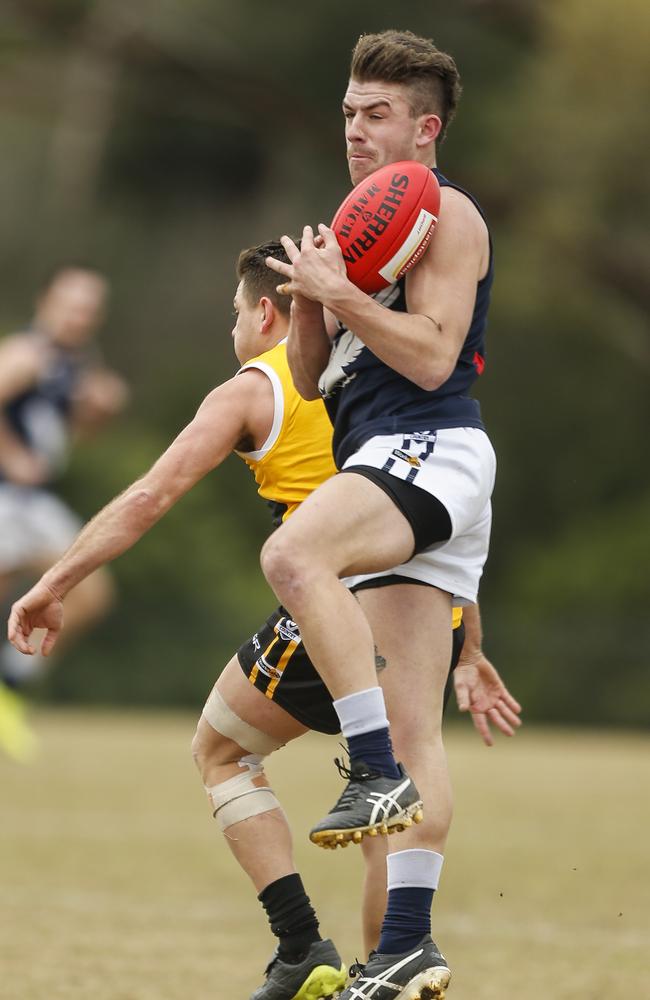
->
[8, 241, 519, 1000]
[237, 338, 336, 525]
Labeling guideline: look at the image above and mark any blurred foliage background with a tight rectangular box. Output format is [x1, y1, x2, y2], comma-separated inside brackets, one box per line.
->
[1, 0, 648, 726]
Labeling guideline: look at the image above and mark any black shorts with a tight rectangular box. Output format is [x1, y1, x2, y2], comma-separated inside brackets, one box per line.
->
[340, 466, 452, 554]
[237, 604, 465, 735]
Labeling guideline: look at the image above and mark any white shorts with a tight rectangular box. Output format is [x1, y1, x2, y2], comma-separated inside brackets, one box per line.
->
[342, 427, 496, 604]
[0, 484, 81, 573]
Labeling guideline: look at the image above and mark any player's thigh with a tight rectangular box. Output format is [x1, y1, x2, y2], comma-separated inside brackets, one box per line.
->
[197, 654, 308, 762]
[237, 607, 341, 735]
[356, 583, 452, 734]
[264, 471, 416, 578]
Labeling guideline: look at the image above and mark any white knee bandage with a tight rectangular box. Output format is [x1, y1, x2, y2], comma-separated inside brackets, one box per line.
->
[202, 687, 285, 756]
[206, 754, 283, 832]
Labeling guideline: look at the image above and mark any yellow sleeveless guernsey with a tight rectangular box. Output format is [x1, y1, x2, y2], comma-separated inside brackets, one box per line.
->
[237, 340, 464, 631]
[236, 340, 336, 522]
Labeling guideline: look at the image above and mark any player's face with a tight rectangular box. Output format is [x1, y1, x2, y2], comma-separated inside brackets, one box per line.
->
[38, 272, 107, 348]
[343, 79, 429, 185]
[231, 281, 262, 365]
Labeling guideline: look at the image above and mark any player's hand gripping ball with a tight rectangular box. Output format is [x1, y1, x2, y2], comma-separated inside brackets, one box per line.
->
[331, 160, 440, 294]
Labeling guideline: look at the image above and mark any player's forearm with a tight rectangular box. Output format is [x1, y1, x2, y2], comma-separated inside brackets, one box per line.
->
[40, 483, 171, 598]
[42, 374, 258, 598]
[286, 302, 331, 400]
[37, 389, 244, 597]
[458, 603, 483, 662]
[323, 283, 459, 390]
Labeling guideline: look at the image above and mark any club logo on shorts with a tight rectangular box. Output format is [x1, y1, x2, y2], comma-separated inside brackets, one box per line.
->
[391, 448, 421, 467]
[274, 618, 301, 643]
[255, 657, 282, 680]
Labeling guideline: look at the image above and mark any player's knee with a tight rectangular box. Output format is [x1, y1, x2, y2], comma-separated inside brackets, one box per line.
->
[190, 722, 226, 776]
[193, 685, 285, 784]
[260, 534, 312, 606]
[260, 532, 294, 590]
[205, 754, 284, 832]
[194, 688, 287, 830]
[202, 686, 285, 756]
[190, 722, 246, 779]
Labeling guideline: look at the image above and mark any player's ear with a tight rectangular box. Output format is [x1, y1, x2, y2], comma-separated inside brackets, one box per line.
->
[259, 296, 275, 334]
[416, 113, 442, 148]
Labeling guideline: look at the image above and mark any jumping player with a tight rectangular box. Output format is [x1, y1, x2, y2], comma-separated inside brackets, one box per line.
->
[264, 29, 501, 998]
[8, 241, 519, 999]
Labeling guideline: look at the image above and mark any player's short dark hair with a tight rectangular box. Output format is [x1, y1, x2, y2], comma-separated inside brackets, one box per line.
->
[350, 30, 462, 144]
[237, 241, 294, 317]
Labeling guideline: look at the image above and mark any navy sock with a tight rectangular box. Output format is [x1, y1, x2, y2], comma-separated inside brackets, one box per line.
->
[347, 726, 400, 779]
[378, 886, 434, 954]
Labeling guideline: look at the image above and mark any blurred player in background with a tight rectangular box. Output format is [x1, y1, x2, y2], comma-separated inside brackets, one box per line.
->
[0, 267, 128, 760]
[8, 242, 519, 1000]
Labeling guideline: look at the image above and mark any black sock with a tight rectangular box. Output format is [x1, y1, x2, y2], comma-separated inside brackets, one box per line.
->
[258, 873, 321, 963]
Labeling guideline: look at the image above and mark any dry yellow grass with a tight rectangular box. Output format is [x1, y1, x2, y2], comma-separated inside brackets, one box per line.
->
[1, 709, 648, 999]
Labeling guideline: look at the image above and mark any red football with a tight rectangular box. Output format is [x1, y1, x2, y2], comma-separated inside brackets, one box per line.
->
[331, 160, 440, 294]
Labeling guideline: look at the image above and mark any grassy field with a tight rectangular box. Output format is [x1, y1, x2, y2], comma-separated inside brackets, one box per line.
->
[1, 709, 648, 999]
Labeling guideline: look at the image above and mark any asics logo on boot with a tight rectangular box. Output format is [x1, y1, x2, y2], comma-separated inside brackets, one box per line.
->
[366, 777, 412, 824]
[346, 947, 425, 997]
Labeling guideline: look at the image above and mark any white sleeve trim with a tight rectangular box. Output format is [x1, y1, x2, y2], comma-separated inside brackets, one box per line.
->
[236, 361, 284, 460]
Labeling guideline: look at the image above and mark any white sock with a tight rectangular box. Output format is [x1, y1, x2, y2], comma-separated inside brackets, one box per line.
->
[333, 686, 389, 738]
[387, 849, 444, 891]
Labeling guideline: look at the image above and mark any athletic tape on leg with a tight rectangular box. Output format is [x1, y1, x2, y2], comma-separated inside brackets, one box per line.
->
[202, 686, 284, 755]
[207, 755, 283, 831]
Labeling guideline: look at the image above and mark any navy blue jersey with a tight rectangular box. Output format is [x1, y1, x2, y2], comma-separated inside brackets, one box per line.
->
[1, 333, 86, 483]
[319, 168, 492, 468]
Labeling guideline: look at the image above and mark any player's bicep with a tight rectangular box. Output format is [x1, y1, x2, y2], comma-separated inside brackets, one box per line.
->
[141, 375, 265, 500]
[406, 190, 487, 346]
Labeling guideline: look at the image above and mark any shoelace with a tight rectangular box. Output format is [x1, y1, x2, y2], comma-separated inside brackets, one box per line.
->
[349, 957, 366, 979]
[332, 758, 383, 812]
[334, 756, 381, 782]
